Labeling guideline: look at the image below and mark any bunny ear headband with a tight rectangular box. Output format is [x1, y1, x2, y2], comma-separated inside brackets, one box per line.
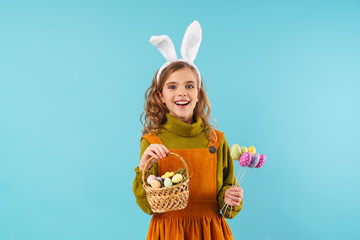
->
[149, 20, 202, 89]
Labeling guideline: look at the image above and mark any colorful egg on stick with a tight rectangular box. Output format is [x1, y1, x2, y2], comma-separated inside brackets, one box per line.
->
[239, 152, 251, 167]
[248, 146, 256, 155]
[248, 153, 260, 168]
[240, 146, 248, 156]
[255, 154, 267, 168]
[230, 144, 241, 160]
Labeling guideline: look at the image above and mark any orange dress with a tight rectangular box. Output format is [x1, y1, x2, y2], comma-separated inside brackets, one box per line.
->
[142, 130, 233, 240]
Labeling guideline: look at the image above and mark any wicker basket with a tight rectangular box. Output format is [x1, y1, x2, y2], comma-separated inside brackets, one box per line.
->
[142, 152, 190, 213]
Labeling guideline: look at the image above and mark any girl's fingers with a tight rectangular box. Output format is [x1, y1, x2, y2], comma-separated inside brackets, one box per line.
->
[230, 186, 242, 192]
[231, 199, 241, 206]
[155, 145, 167, 158]
[141, 144, 170, 170]
[226, 190, 242, 198]
[150, 144, 168, 158]
[144, 152, 159, 168]
[225, 194, 241, 202]
[225, 197, 241, 207]
[148, 152, 159, 161]
[225, 187, 243, 206]
[149, 146, 164, 159]
[161, 145, 170, 155]
[228, 187, 243, 195]
[228, 196, 241, 205]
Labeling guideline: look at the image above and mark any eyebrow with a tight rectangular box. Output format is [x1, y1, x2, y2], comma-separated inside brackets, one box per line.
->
[165, 81, 196, 86]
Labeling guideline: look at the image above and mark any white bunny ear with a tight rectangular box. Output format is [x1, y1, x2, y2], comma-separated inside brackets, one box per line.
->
[180, 20, 202, 62]
[149, 35, 178, 62]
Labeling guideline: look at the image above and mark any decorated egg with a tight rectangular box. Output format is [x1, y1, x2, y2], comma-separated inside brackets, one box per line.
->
[239, 152, 251, 167]
[248, 153, 260, 168]
[240, 146, 248, 155]
[164, 178, 173, 187]
[161, 172, 169, 179]
[147, 175, 156, 185]
[161, 171, 175, 179]
[156, 177, 163, 182]
[248, 146, 256, 155]
[230, 144, 241, 161]
[172, 174, 183, 184]
[150, 180, 161, 188]
[255, 154, 267, 168]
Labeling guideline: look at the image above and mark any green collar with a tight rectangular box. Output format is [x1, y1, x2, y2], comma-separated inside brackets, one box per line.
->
[162, 113, 204, 137]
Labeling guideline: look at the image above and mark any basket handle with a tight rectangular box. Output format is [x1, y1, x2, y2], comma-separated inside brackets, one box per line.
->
[141, 152, 189, 186]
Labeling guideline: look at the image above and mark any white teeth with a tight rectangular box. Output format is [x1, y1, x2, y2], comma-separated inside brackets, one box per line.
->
[175, 101, 189, 105]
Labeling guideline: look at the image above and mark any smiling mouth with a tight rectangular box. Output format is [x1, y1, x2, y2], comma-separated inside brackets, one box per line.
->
[174, 101, 190, 106]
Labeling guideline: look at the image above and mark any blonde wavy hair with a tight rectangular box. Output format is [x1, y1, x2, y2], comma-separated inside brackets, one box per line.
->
[140, 61, 217, 141]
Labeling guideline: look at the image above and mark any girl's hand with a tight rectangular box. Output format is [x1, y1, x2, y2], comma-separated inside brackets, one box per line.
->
[139, 144, 169, 171]
[224, 186, 243, 207]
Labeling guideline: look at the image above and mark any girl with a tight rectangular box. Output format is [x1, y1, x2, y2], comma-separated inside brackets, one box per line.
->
[133, 20, 243, 240]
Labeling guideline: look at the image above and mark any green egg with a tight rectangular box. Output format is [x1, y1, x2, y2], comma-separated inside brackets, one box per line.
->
[230, 144, 241, 160]
[164, 178, 173, 187]
[240, 146, 248, 155]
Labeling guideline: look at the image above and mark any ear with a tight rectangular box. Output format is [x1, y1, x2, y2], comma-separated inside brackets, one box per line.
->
[157, 91, 165, 103]
[195, 89, 200, 103]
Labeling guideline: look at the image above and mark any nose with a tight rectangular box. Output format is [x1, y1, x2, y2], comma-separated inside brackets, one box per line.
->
[177, 92, 187, 96]
[176, 87, 187, 96]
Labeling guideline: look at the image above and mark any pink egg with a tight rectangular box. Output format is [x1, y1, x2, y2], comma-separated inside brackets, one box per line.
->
[147, 175, 156, 185]
[255, 154, 266, 168]
[239, 152, 251, 167]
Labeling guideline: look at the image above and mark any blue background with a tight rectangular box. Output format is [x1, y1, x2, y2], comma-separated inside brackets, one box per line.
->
[1, 0, 359, 239]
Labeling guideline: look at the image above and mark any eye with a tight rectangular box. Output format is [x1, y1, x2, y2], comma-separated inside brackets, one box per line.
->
[168, 85, 176, 89]
[186, 85, 194, 89]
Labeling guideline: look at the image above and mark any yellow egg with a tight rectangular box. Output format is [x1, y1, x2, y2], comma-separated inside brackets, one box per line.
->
[171, 174, 183, 184]
[248, 146, 256, 155]
[150, 180, 161, 188]
[162, 171, 175, 179]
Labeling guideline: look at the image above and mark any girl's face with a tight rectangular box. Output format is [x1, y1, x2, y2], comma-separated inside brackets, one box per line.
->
[158, 68, 199, 124]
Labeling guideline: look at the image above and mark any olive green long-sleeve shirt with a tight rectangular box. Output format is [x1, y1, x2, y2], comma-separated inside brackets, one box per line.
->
[132, 113, 243, 219]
